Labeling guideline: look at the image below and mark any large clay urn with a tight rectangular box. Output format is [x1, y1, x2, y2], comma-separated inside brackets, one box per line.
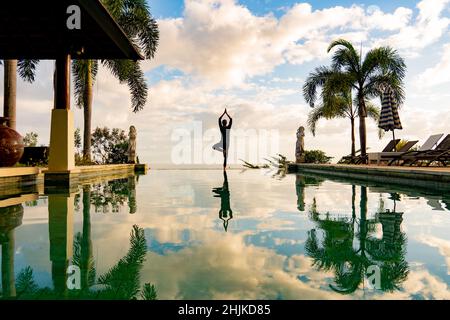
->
[0, 117, 24, 167]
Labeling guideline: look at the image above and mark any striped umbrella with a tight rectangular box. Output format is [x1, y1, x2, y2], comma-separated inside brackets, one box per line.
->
[379, 86, 402, 150]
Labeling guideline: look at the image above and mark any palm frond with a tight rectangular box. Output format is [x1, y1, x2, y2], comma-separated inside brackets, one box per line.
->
[17, 59, 39, 83]
[97, 225, 147, 299]
[72, 60, 98, 109]
[307, 106, 325, 136]
[115, 0, 159, 59]
[362, 47, 406, 83]
[366, 102, 384, 139]
[16, 267, 39, 298]
[102, 59, 148, 112]
[364, 73, 405, 107]
[366, 102, 380, 122]
[327, 39, 361, 74]
[141, 283, 157, 300]
[303, 66, 333, 107]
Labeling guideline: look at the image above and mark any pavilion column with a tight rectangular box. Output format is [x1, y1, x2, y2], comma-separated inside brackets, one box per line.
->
[48, 193, 74, 295]
[48, 54, 75, 173]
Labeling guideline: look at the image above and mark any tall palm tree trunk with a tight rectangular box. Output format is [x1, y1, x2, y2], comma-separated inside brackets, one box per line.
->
[359, 115, 367, 162]
[3, 60, 17, 130]
[83, 61, 93, 162]
[358, 96, 368, 162]
[350, 117, 356, 158]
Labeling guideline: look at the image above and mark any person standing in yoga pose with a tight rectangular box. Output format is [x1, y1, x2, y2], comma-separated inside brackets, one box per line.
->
[213, 109, 233, 169]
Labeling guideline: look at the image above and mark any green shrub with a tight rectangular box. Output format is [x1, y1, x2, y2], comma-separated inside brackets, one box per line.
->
[304, 150, 333, 164]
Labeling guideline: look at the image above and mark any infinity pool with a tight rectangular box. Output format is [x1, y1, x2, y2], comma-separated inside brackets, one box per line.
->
[1, 169, 449, 299]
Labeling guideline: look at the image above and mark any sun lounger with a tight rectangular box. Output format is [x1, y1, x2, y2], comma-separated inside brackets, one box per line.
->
[388, 134, 445, 166]
[350, 139, 400, 164]
[408, 134, 450, 166]
[338, 149, 363, 164]
[343, 140, 400, 165]
[382, 139, 401, 152]
[368, 140, 418, 165]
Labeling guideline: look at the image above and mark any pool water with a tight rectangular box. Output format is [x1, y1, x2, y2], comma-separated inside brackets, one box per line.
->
[1, 169, 449, 300]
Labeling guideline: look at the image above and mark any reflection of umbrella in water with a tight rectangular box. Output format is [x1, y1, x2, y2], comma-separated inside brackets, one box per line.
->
[376, 193, 405, 252]
[386, 193, 402, 213]
[379, 87, 402, 151]
[212, 171, 233, 232]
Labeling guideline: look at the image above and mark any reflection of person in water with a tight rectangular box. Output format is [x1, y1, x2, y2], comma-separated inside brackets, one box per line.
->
[213, 109, 233, 169]
[212, 170, 233, 232]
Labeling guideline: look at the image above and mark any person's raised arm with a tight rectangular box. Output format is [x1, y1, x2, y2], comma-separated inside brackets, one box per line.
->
[226, 117, 233, 129]
[219, 109, 227, 128]
[225, 111, 232, 129]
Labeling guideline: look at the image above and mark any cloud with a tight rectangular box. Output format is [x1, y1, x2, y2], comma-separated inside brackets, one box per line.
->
[415, 43, 450, 88]
[373, 0, 450, 55]
[144, 0, 427, 88]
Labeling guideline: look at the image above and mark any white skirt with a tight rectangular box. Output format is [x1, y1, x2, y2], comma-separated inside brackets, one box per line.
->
[213, 129, 230, 152]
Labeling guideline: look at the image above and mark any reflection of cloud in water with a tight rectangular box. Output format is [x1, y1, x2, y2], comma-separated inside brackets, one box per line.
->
[245, 230, 308, 257]
[145, 229, 200, 254]
[141, 229, 450, 300]
[141, 231, 343, 300]
[418, 235, 450, 275]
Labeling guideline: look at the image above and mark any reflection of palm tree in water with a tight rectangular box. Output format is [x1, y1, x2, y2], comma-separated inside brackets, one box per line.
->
[0, 186, 156, 300]
[305, 186, 409, 294]
[213, 171, 233, 232]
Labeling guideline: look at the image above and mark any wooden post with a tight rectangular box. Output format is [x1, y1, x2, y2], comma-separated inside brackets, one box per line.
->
[47, 52, 75, 173]
[3, 60, 17, 130]
[54, 54, 71, 110]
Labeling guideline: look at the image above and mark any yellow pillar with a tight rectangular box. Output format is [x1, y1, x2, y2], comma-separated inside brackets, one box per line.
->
[48, 54, 75, 173]
[48, 109, 75, 172]
[48, 194, 74, 294]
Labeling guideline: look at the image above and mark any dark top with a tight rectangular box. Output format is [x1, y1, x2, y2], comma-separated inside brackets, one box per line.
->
[219, 118, 232, 152]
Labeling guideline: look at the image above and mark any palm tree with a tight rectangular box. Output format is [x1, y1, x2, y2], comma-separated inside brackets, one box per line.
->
[1, 59, 39, 130]
[303, 39, 406, 161]
[9, 225, 157, 300]
[73, 0, 159, 161]
[307, 87, 380, 158]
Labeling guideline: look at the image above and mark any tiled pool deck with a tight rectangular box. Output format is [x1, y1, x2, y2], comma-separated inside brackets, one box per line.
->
[288, 163, 450, 192]
[0, 164, 148, 193]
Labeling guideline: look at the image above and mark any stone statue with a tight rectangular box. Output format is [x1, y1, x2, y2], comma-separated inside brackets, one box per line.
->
[296, 126, 305, 163]
[128, 126, 137, 164]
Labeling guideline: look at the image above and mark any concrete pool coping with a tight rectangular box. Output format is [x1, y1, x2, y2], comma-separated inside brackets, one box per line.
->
[288, 163, 450, 192]
[0, 164, 148, 190]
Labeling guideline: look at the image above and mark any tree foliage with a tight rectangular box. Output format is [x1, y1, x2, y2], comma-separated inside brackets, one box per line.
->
[23, 132, 38, 147]
[91, 127, 129, 164]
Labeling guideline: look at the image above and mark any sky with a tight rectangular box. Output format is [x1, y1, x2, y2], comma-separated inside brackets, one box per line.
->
[1, 0, 450, 165]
